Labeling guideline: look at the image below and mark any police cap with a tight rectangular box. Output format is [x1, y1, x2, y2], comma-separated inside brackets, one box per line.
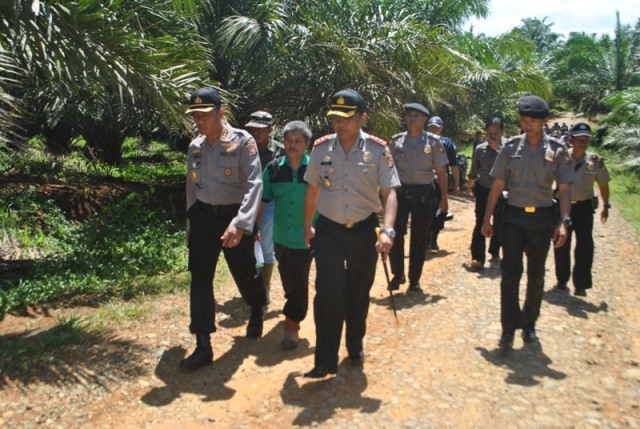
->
[485, 116, 504, 128]
[186, 87, 222, 114]
[326, 89, 366, 118]
[403, 103, 430, 116]
[570, 122, 592, 138]
[427, 116, 444, 127]
[517, 95, 550, 119]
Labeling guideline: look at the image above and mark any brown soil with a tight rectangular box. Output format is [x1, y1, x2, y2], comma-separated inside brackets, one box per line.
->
[1, 182, 640, 428]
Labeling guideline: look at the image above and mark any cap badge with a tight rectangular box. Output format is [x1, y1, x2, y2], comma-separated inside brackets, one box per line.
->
[337, 96, 345, 105]
[194, 96, 202, 104]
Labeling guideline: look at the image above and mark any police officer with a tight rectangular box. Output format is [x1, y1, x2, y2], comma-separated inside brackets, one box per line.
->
[245, 111, 284, 305]
[388, 103, 448, 292]
[466, 116, 504, 269]
[426, 116, 457, 252]
[303, 89, 400, 378]
[553, 123, 610, 296]
[482, 95, 575, 350]
[182, 87, 267, 372]
[258, 120, 315, 349]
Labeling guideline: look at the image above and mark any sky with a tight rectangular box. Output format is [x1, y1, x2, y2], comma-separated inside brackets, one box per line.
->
[465, 0, 639, 38]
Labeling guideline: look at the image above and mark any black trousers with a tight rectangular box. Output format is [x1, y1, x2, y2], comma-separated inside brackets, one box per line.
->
[274, 242, 313, 322]
[312, 214, 378, 368]
[499, 206, 555, 333]
[187, 202, 266, 334]
[470, 184, 502, 263]
[390, 184, 437, 282]
[554, 200, 595, 289]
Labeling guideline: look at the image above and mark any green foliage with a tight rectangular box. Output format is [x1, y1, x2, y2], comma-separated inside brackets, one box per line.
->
[600, 88, 640, 126]
[601, 125, 640, 172]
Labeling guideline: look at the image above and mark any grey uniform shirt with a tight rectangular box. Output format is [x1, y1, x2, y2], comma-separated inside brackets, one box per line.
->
[570, 149, 610, 201]
[186, 123, 263, 232]
[490, 134, 575, 207]
[304, 131, 401, 225]
[389, 131, 449, 185]
[468, 141, 502, 189]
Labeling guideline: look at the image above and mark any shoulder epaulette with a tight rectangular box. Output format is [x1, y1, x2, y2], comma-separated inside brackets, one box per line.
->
[313, 134, 333, 147]
[368, 135, 388, 146]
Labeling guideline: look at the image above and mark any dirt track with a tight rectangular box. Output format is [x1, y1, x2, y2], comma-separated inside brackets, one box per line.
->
[1, 194, 639, 428]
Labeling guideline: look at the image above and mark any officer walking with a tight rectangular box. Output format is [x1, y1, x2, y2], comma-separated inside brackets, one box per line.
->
[553, 123, 610, 296]
[466, 116, 505, 270]
[388, 103, 448, 292]
[426, 116, 457, 252]
[258, 120, 315, 349]
[303, 89, 400, 378]
[181, 87, 267, 372]
[482, 95, 575, 350]
[245, 111, 284, 305]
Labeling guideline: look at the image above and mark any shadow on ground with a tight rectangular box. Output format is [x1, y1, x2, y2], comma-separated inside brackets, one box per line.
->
[543, 288, 608, 319]
[280, 363, 381, 426]
[476, 342, 567, 386]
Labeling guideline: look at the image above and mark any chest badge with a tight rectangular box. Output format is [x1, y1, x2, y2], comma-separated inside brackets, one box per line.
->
[323, 177, 331, 188]
[362, 151, 372, 163]
[424, 145, 432, 154]
[544, 149, 554, 162]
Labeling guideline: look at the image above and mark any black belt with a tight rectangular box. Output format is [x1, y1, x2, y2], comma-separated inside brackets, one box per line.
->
[321, 213, 377, 230]
[196, 200, 240, 216]
[571, 199, 591, 205]
[506, 205, 553, 214]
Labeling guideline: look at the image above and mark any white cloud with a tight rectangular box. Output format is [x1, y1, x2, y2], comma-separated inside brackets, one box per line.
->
[465, 0, 640, 38]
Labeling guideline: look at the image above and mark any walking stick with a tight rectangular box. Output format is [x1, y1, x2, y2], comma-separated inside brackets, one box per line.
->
[375, 227, 399, 324]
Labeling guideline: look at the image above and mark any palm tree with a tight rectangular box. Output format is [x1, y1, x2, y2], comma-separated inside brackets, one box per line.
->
[515, 17, 563, 54]
[0, 0, 208, 163]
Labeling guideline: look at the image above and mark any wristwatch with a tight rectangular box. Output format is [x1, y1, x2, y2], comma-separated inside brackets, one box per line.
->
[381, 228, 396, 239]
[604, 203, 612, 209]
[560, 215, 572, 227]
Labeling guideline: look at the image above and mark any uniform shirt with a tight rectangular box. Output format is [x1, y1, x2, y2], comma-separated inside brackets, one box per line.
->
[441, 136, 458, 173]
[569, 149, 610, 201]
[262, 154, 314, 249]
[304, 131, 401, 225]
[389, 131, 448, 185]
[490, 134, 575, 207]
[186, 123, 262, 232]
[468, 141, 502, 189]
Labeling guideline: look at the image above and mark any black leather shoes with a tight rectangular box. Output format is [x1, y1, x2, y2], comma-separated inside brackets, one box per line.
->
[407, 282, 422, 292]
[246, 306, 264, 338]
[389, 274, 405, 291]
[179, 334, 213, 372]
[303, 365, 338, 378]
[522, 327, 538, 344]
[574, 287, 587, 297]
[349, 351, 365, 364]
[555, 282, 568, 291]
[499, 331, 514, 350]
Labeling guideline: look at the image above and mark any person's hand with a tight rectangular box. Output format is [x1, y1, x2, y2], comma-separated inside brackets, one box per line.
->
[376, 233, 393, 257]
[304, 226, 315, 249]
[481, 220, 493, 238]
[601, 207, 609, 223]
[438, 200, 448, 215]
[221, 225, 244, 247]
[552, 223, 568, 248]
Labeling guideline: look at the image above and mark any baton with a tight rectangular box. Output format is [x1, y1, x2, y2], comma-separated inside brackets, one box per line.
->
[375, 227, 399, 324]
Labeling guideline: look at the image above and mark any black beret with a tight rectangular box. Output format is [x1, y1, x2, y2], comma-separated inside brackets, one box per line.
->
[517, 95, 550, 119]
[570, 122, 592, 137]
[403, 103, 430, 116]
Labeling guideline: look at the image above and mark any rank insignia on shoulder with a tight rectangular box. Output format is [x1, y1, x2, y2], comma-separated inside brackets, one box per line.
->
[368, 135, 387, 146]
[314, 134, 333, 146]
[221, 129, 229, 140]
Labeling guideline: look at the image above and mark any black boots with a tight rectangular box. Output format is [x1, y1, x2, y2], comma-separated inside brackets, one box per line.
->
[179, 333, 213, 372]
[246, 306, 264, 338]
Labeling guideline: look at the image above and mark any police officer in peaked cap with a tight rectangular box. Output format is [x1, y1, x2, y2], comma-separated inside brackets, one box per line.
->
[303, 88, 400, 378]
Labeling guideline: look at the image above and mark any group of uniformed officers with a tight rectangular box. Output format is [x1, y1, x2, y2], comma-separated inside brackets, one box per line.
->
[180, 86, 611, 375]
